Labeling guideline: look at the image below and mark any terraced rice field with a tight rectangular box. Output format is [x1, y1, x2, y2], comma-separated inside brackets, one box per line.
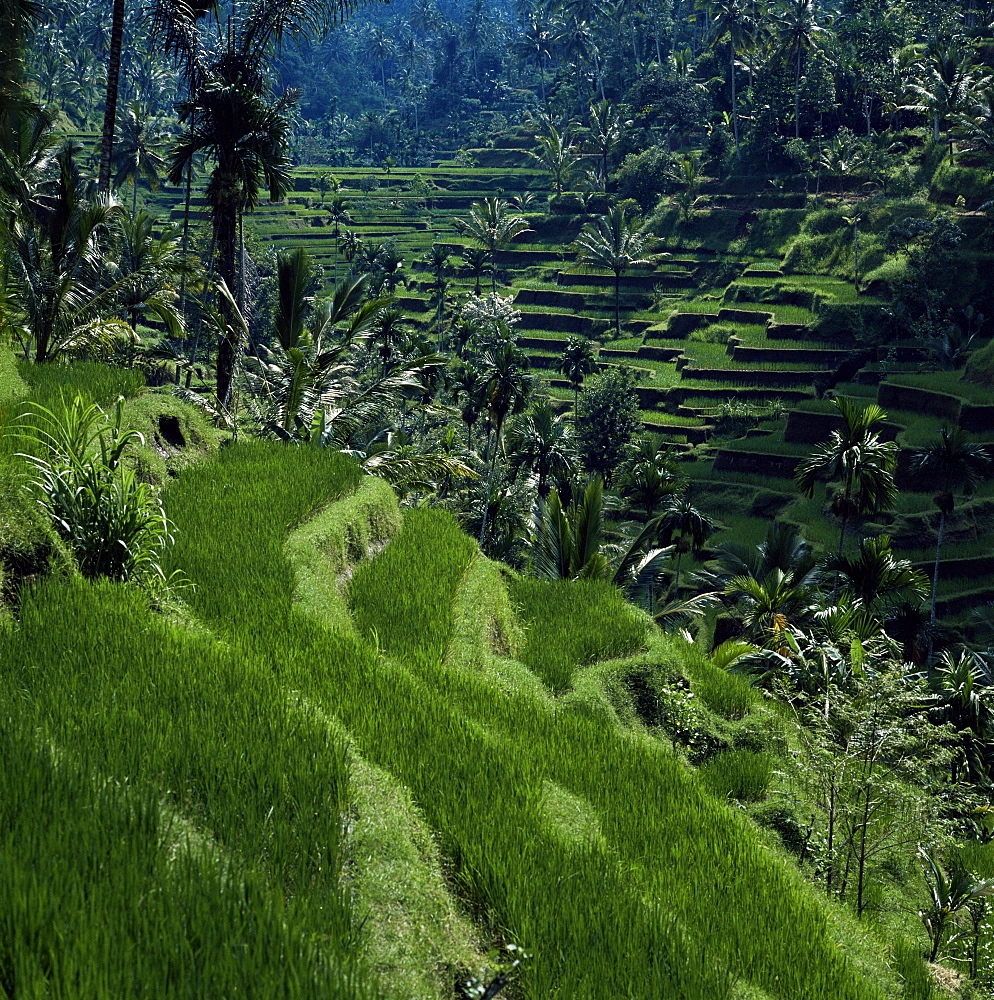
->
[139, 132, 994, 631]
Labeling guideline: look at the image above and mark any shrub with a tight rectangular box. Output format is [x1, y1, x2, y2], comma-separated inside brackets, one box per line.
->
[575, 367, 642, 483]
[964, 338, 994, 388]
[15, 397, 176, 588]
[615, 145, 675, 210]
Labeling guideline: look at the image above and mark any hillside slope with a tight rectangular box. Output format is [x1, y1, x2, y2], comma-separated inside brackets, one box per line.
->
[0, 409, 938, 998]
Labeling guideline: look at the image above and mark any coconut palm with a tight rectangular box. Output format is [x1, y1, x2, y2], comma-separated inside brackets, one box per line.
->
[657, 496, 715, 596]
[327, 190, 351, 236]
[528, 122, 581, 196]
[530, 477, 676, 607]
[153, 0, 362, 407]
[616, 435, 682, 519]
[572, 206, 657, 337]
[698, 0, 755, 151]
[372, 306, 410, 376]
[911, 428, 992, 639]
[477, 341, 533, 546]
[905, 43, 981, 154]
[771, 0, 829, 139]
[919, 849, 994, 963]
[115, 211, 190, 333]
[930, 649, 994, 782]
[700, 520, 821, 593]
[795, 396, 898, 566]
[953, 83, 994, 160]
[5, 144, 158, 362]
[460, 245, 490, 297]
[507, 400, 575, 499]
[97, 0, 126, 194]
[725, 568, 814, 651]
[0, 0, 43, 140]
[112, 101, 167, 217]
[515, 12, 555, 107]
[242, 266, 438, 444]
[586, 100, 630, 189]
[455, 197, 531, 294]
[450, 361, 486, 449]
[556, 335, 599, 410]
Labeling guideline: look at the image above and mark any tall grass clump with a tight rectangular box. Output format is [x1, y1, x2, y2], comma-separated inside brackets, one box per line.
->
[348, 507, 476, 664]
[510, 577, 648, 692]
[163, 440, 362, 631]
[0, 726, 363, 999]
[698, 749, 774, 801]
[0, 578, 368, 995]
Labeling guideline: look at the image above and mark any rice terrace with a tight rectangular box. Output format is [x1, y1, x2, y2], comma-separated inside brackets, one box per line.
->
[3, 0, 994, 998]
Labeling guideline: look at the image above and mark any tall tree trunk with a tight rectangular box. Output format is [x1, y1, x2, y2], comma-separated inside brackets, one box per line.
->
[926, 509, 946, 667]
[215, 193, 239, 407]
[98, 0, 126, 195]
[730, 51, 739, 152]
[614, 270, 621, 338]
[794, 47, 802, 140]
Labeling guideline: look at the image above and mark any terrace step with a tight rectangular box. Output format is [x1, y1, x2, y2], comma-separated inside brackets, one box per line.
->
[556, 271, 661, 290]
[728, 341, 853, 366]
[514, 288, 588, 311]
[717, 307, 775, 325]
[713, 449, 802, 478]
[680, 367, 818, 388]
[766, 322, 829, 342]
[518, 335, 578, 353]
[669, 386, 814, 405]
[517, 311, 593, 335]
[641, 421, 711, 444]
[662, 313, 720, 337]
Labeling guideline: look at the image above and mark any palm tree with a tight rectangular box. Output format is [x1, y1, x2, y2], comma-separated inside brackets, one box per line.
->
[930, 650, 994, 782]
[515, 13, 554, 107]
[97, 0, 126, 194]
[373, 306, 410, 376]
[616, 434, 682, 519]
[725, 568, 813, 651]
[698, 0, 754, 151]
[906, 43, 980, 155]
[586, 100, 630, 189]
[826, 535, 927, 611]
[327, 190, 351, 236]
[771, 0, 829, 139]
[530, 477, 674, 606]
[152, 0, 362, 407]
[507, 400, 575, 498]
[422, 243, 452, 344]
[953, 83, 994, 160]
[911, 428, 992, 638]
[919, 850, 994, 963]
[6, 144, 164, 362]
[795, 396, 898, 567]
[0, 0, 43, 140]
[556, 335, 599, 410]
[529, 123, 581, 196]
[454, 197, 531, 294]
[242, 258, 439, 443]
[477, 341, 533, 546]
[112, 101, 167, 216]
[571, 206, 656, 337]
[460, 245, 490, 297]
[657, 496, 715, 596]
[115, 211, 190, 333]
[450, 361, 486, 450]
[703, 520, 820, 593]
